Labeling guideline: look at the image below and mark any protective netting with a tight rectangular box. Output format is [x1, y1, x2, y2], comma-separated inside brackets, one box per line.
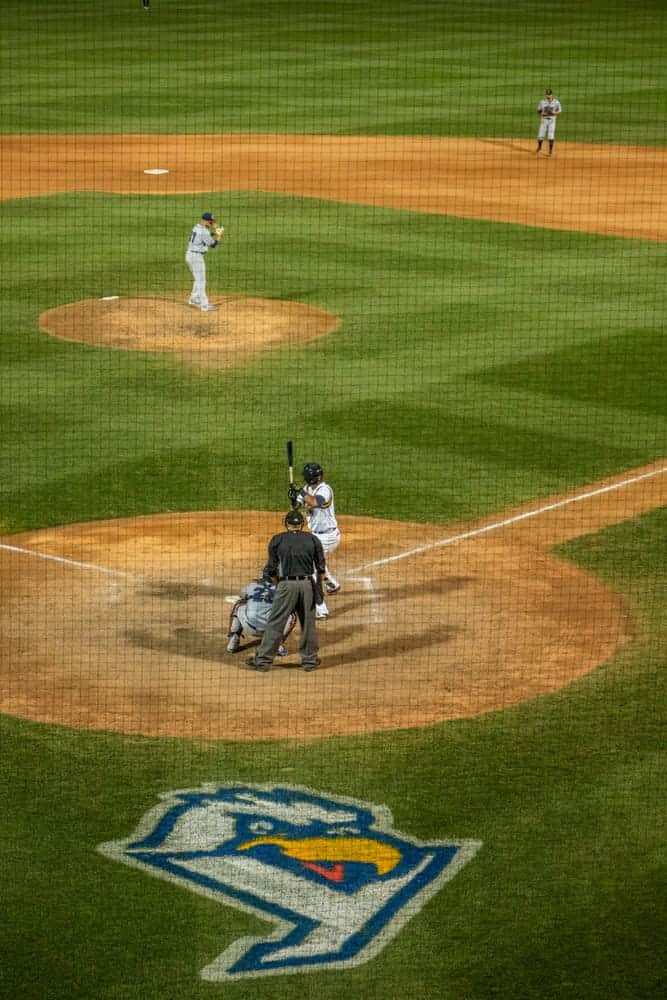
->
[1, 3, 664, 997]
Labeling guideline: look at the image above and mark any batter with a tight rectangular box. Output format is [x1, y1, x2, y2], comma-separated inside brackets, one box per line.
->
[290, 462, 341, 619]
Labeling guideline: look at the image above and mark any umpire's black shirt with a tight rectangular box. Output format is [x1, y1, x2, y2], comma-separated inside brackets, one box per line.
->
[266, 530, 326, 579]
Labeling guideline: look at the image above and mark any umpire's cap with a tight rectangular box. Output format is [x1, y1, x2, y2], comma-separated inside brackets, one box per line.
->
[284, 509, 304, 528]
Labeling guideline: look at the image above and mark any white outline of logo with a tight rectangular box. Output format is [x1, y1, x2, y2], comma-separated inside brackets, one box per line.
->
[98, 783, 481, 981]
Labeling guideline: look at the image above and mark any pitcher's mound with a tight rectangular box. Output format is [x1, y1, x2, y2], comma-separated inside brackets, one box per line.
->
[39, 295, 340, 366]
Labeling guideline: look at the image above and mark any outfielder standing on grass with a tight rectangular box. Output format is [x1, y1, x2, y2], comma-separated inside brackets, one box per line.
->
[289, 462, 341, 620]
[535, 88, 562, 156]
[185, 212, 224, 312]
[246, 510, 326, 673]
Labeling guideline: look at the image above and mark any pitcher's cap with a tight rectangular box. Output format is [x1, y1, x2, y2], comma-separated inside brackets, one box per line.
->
[545, 88, 553, 95]
[202, 212, 216, 221]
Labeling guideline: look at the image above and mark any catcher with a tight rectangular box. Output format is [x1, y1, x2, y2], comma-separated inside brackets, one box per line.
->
[227, 568, 296, 654]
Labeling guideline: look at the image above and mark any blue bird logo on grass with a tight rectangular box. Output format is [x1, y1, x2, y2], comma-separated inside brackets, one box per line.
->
[98, 784, 480, 981]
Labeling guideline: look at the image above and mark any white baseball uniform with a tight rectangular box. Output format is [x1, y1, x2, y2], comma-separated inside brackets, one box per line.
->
[303, 480, 340, 555]
[537, 97, 562, 140]
[301, 479, 340, 616]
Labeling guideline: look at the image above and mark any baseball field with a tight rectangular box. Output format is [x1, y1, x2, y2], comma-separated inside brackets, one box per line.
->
[1, 1, 665, 997]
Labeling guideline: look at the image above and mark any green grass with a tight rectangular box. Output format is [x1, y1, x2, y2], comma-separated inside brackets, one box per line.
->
[0, 0, 665, 142]
[0, 192, 665, 532]
[1, 4, 665, 998]
[1, 509, 664, 1000]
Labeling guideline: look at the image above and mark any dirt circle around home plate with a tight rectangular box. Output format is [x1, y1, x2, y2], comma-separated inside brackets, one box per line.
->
[1, 463, 664, 741]
[39, 295, 341, 366]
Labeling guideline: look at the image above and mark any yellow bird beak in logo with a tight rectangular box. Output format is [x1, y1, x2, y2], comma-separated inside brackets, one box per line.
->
[237, 835, 402, 875]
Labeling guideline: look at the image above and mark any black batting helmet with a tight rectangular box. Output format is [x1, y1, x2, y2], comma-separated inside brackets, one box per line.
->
[284, 509, 304, 528]
[303, 462, 324, 485]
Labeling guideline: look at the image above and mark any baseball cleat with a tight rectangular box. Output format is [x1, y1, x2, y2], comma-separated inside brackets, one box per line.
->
[201, 304, 218, 312]
[226, 634, 241, 653]
[302, 658, 321, 672]
[315, 611, 329, 620]
[246, 656, 270, 672]
[325, 581, 340, 595]
[188, 299, 200, 307]
[277, 645, 288, 657]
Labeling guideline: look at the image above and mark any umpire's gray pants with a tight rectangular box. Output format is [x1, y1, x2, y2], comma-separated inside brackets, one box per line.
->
[253, 579, 318, 667]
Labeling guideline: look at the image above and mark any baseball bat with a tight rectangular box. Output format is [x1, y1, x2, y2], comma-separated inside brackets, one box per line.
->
[286, 440, 294, 485]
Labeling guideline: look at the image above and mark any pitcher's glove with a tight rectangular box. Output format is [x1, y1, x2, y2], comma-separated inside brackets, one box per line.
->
[213, 226, 224, 239]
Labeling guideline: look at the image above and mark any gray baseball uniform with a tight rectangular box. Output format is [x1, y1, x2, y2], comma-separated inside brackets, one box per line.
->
[227, 579, 296, 653]
[185, 222, 219, 310]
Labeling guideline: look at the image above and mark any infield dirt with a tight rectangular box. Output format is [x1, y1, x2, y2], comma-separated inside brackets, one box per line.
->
[1, 134, 664, 740]
[1, 463, 664, 740]
[2, 135, 666, 241]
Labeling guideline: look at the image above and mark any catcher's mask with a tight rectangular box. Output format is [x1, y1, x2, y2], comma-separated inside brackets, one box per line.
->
[284, 510, 305, 529]
[303, 462, 324, 485]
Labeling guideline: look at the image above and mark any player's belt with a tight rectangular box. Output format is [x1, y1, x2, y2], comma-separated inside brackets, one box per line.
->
[280, 575, 309, 580]
[315, 527, 339, 534]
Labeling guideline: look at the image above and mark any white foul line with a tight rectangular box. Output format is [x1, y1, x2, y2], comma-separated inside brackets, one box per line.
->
[0, 466, 664, 582]
[0, 542, 132, 577]
[346, 465, 667, 575]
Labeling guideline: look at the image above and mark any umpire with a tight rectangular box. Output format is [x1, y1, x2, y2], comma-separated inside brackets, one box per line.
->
[246, 510, 326, 672]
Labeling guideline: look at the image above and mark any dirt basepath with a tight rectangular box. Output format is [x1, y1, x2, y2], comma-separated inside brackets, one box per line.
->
[1, 135, 664, 740]
[1, 463, 664, 741]
[2, 135, 665, 241]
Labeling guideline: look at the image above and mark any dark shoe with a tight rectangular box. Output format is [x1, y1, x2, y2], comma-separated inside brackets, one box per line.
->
[246, 656, 270, 672]
[302, 658, 321, 672]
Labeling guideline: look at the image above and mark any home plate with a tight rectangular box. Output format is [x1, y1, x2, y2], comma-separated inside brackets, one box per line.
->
[144, 168, 169, 175]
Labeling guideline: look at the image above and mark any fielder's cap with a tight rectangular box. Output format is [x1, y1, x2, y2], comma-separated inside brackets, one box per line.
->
[201, 212, 216, 221]
[545, 88, 553, 95]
